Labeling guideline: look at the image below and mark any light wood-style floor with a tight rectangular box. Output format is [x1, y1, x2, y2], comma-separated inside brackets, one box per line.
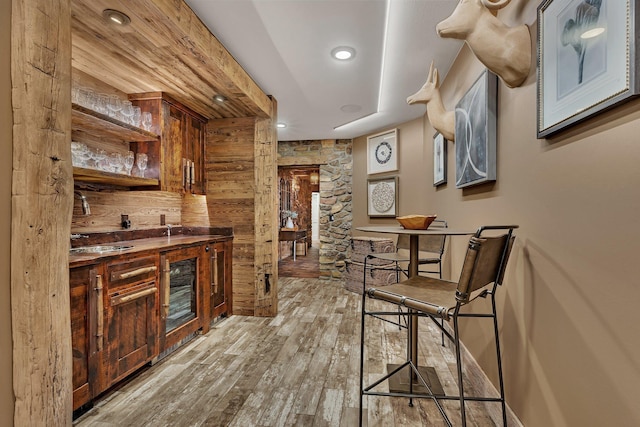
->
[74, 278, 499, 426]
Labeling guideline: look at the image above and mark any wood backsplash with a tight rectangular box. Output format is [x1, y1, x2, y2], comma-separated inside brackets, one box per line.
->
[71, 191, 181, 233]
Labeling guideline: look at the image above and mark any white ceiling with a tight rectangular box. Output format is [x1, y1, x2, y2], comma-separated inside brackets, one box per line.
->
[185, 0, 462, 141]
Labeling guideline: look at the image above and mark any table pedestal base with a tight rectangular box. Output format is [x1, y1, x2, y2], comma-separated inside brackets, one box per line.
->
[387, 363, 445, 396]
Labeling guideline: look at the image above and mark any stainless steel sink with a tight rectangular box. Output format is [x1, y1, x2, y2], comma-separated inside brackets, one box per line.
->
[69, 245, 134, 255]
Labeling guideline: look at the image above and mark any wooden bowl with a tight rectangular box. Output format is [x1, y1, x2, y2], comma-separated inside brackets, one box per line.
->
[397, 214, 437, 230]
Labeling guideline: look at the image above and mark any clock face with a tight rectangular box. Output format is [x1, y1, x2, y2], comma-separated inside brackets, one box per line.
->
[375, 141, 392, 164]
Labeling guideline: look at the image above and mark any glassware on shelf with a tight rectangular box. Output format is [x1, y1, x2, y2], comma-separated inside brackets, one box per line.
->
[124, 151, 135, 175]
[95, 94, 109, 115]
[136, 153, 148, 178]
[121, 101, 134, 125]
[107, 95, 122, 119]
[132, 106, 142, 128]
[141, 112, 153, 131]
[109, 152, 124, 174]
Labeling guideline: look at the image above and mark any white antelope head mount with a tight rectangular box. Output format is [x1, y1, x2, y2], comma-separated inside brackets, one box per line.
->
[436, 0, 531, 88]
[407, 61, 455, 142]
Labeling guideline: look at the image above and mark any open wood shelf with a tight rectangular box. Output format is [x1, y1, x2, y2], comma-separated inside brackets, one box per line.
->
[72, 103, 159, 143]
[73, 167, 159, 187]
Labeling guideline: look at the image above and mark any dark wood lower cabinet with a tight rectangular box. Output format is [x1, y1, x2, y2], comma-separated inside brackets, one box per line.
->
[104, 255, 159, 386]
[71, 237, 233, 412]
[209, 240, 233, 320]
[70, 264, 101, 411]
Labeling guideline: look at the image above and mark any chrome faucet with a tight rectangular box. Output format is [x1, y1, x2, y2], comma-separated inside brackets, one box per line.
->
[166, 224, 172, 237]
[74, 190, 91, 215]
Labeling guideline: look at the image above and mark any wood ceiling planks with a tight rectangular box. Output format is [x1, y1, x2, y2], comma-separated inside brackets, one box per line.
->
[71, 0, 273, 121]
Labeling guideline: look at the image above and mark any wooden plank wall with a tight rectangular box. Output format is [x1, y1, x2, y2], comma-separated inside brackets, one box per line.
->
[204, 117, 258, 316]
[253, 107, 278, 317]
[71, 191, 181, 232]
[11, 0, 74, 424]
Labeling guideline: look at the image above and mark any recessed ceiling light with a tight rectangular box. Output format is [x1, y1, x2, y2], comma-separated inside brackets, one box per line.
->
[213, 94, 227, 103]
[331, 46, 356, 61]
[340, 104, 362, 113]
[276, 123, 287, 129]
[102, 9, 131, 26]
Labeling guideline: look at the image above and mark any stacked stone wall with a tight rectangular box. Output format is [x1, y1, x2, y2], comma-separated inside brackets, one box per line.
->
[278, 139, 353, 280]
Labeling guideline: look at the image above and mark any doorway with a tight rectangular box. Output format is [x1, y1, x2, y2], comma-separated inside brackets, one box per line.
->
[278, 166, 320, 277]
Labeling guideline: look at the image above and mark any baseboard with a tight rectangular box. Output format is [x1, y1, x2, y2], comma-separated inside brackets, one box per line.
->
[454, 328, 524, 427]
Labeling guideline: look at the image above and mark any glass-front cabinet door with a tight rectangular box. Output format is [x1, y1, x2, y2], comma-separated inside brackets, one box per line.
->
[160, 246, 202, 352]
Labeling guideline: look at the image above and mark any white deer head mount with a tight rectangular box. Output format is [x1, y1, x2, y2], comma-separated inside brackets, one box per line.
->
[436, 0, 531, 88]
[407, 61, 455, 142]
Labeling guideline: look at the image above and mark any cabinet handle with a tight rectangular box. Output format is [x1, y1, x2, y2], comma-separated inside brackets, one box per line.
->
[190, 161, 195, 186]
[111, 286, 156, 306]
[182, 158, 188, 189]
[162, 258, 170, 319]
[113, 265, 157, 281]
[212, 249, 218, 295]
[94, 274, 104, 352]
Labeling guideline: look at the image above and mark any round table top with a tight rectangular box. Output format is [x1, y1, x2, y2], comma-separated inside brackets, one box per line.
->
[355, 225, 475, 236]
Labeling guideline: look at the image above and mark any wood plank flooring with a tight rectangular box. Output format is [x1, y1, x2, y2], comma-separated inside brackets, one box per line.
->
[278, 245, 320, 278]
[74, 277, 500, 426]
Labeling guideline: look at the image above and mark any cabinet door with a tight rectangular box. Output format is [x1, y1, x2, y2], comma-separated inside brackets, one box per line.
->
[209, 241, 232, 319]
[159, 245, 203, 352]
[162, 102, 186, 193]
[105, 256, 158, 385]
[186, 115, 205, 194]
[70, 264, 102, 410]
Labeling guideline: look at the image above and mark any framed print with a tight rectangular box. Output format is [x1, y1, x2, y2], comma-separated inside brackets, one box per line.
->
[455, 70, 497, 189]
[433, 132, 447, 186]
[367, 176, 398, 217]
[367, 129, 398, 175]
[537, 0, 640, 138]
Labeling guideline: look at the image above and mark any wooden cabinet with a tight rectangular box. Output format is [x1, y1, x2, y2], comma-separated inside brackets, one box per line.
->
[208, 240, 233, 320]
[70, 264, 102, 411]
[159, 245, 205, 353]
[104, 255, 159, 387]
[130, 92, 208, 194]
[70, 237, 232, 409]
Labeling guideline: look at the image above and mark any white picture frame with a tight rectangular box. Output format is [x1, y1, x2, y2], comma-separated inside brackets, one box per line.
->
[367, 129, 398, 175]
[433, 132, 447, 187]
[367, 176, 398, 217]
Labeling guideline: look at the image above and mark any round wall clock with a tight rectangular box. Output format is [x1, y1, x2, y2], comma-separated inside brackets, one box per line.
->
[367, 129, 397, 175]
[375, 141, 392, 165]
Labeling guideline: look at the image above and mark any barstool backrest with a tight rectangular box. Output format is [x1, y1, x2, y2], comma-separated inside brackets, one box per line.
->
[396, 220, 448, 255]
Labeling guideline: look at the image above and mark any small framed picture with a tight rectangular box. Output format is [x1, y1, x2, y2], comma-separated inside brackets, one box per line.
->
[433, 132, 447, 186]
[367, 176, 398, 217]
[367, 129, 398, 175]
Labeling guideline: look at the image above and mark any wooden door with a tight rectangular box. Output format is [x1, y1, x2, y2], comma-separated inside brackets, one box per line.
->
[187, 115, 206, 194]
[159, 245, 203, 352]
[70, 264, 102, 411]
[209, 241, 232, 319]
[105, 256, 158, 386]
[162, 102, 186, 193]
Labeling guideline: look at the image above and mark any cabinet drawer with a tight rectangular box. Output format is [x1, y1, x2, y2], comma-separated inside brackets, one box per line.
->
[107, 255, 158, 292]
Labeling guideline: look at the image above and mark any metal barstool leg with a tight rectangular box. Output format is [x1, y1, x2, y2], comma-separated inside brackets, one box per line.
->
[359, 257, 369, 427]
[453, 313, 467, 426]
[492, 293, 508, 426]
[439, 263, 445, 347]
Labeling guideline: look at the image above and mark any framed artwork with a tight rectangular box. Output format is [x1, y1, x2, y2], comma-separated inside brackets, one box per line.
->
[367, 176, 398, 217]
[433, 132, 447, 186]
[455, 69, 497, 189]
[367, 129, 398, 175]
[537, 0, 640, 138]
